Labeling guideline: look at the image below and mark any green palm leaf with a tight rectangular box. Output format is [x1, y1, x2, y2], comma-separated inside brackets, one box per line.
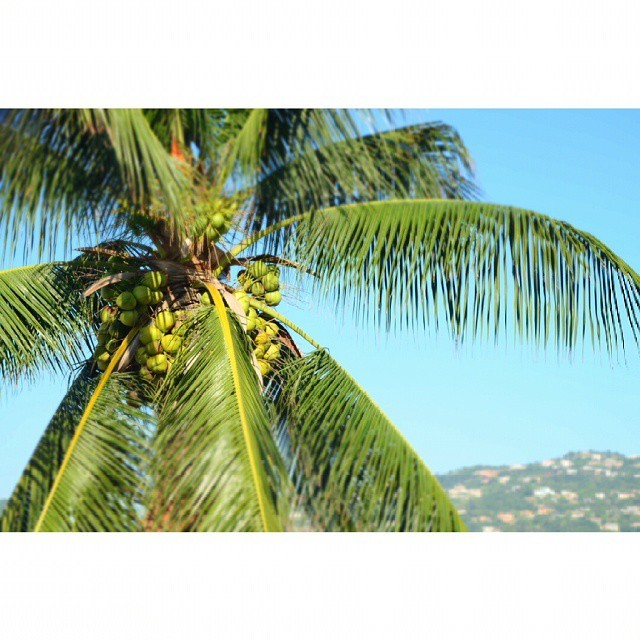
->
[253, 121, 478, 242]
[2, 363, 152, 532]
[1, 366, 93, 531]
[274, 350, 465, 532]
[0, 263, 96, 387]
[148, 292, 287, 532]
[0, 109, 189, 259]
[79, 109, 189, 217]
[0, 109, 124, 258]
[281, 200, 640, 356]
[220, 109, 365, 201]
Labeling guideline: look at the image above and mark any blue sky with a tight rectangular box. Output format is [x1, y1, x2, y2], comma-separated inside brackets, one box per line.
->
[1, 110, 639, 498]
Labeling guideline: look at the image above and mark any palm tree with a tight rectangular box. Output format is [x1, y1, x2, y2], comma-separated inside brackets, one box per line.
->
[1, 109, 638, 532]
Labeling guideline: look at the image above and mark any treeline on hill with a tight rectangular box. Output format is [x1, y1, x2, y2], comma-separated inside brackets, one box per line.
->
[436, 451, 640, 532]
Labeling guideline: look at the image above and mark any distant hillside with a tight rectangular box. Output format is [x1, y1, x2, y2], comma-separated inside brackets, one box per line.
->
[437, 451, 640, 532]
[0, 500, 5, 515]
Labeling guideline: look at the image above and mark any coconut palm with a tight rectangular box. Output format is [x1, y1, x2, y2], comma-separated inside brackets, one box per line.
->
[1, 109, 639, 532]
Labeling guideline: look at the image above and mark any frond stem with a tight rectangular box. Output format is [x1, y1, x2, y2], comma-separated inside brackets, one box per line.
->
[204, 283, 280, 532]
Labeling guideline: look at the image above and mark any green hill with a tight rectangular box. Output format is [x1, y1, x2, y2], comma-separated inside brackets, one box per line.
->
[437, 451, 640, 532]
[0, 500, 6, 515]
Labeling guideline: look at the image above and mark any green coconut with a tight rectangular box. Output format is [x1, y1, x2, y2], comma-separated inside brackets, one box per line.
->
[250, 281, 265, 297]
[132, 285, 152, 305]
[100, 285, 118, 301]
[249, 260, 269, 278]
[257, 359, 272, 376]
[262, 272, 279, 292]
[146, 340, 162, 355]
[100, 306, 117, 324]
[119, 309, 139, 327]
[139, 325, 162, 345]
[141, 271, 168, 290]
[253, 344, 266, 359]
[161, 334, 182, 354]
[264, 322, 279, 337]
[245, 308, 259, 332]
[116, 291, 137, 311]
[135, 346, 148, 365]
[200, 291, 212, 306]
[254, 331, 270, 346]
[155, 310, 175, 333]
[96, 351, 111, 371]
[148, 290, 164, 305]
[233, 290, 251, 313]
[263, 342, 281, 362]
[210, 212, 226, 228]
[139, 366, 154, 380]
[264, 290, 282, 306]
[147, 353, 168, 374]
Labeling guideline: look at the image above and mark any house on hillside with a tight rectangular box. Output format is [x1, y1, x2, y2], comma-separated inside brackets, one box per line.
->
[475, 469, 499, 481]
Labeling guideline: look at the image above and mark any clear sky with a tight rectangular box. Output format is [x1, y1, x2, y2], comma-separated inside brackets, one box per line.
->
[1, 110, 639, 498]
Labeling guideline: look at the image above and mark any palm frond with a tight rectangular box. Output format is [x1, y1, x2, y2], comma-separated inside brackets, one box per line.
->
[0, 109, 191, 260]
[220, 109, 364, 198]
[2, 365, 153, 532]
[220, 108, 270, 181]
[0, 109, 124, 259]
[148, 301, 287, 531]
[80, 109, 190, 217]
[254, 121, 478, 244]
[272, 350, 466, 532]
[142, 109, 219, 151]
[0, 263, 96, 388]
[1, 367, 93, 531]
[280, 200, 640, 357]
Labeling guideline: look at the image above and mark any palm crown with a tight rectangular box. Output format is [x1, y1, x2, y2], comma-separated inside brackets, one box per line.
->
[1, 109, 639, 532]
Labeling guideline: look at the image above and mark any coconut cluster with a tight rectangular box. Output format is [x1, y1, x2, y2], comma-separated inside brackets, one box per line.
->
[93, 270, 184, 378]
[237, 260, 282, 307]
[135, 309, 188, 379]
[93, 258, 287, 383]
[236, 261, 284, 376]
[192, 197, 238, 241]
[230, 291, 282, 377]
[248, 316, 282, 377]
